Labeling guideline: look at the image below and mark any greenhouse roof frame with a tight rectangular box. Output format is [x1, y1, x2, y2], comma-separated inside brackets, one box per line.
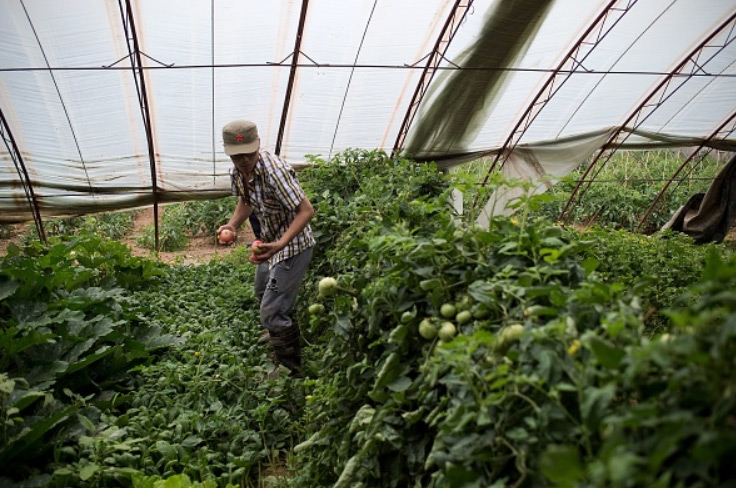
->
[1, 0, 735, 234]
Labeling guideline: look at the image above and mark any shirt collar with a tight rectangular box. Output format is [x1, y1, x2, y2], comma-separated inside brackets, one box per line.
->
[235, 155, 263, 183]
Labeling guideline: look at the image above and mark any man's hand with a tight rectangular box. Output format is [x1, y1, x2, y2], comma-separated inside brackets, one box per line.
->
[249, 241, 282, 264]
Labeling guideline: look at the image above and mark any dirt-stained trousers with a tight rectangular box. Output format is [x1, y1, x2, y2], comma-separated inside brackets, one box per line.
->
[254, 246, 313, 370]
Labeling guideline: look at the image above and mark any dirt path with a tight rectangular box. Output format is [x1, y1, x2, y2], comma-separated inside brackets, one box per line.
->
[0, 206, 256, 265]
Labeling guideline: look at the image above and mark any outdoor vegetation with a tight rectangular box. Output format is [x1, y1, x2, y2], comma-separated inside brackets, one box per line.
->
[1, 149, 735, 487]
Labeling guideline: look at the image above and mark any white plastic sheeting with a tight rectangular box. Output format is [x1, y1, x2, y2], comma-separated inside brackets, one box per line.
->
[1, 0, 735, 223]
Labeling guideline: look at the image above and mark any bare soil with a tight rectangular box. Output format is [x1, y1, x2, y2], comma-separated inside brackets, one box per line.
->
[0, 206, 256, 266]
[121, 206, 256, 265]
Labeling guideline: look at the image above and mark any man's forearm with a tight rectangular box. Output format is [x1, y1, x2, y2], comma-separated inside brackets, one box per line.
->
[276, 198, 315, 249]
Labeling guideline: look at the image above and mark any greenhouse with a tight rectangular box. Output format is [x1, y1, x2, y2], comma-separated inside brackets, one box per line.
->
[1, 0, 736, 486]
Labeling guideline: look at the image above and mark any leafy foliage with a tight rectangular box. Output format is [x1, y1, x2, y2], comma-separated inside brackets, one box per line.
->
[3, 148, 734, 487]
[174, 197, 238, 237]
[578, 227, 726, 332]
[289, 149, 736, 487]
[529, 150, 723, 232]
[47, 250, 301, 487]
[0, 235, 170, 482]
[136, 198, 239, 252]
[21, 211, 137, 244]
[137, 205, 190, 252]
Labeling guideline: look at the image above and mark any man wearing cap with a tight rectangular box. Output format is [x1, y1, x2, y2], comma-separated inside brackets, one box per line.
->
[218, 120, 315, 376]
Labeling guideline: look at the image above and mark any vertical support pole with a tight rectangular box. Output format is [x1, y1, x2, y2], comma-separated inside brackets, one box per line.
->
[275, 0, 310, 156]
[122, 0, 161, 250]
[0, 107, 46, 242]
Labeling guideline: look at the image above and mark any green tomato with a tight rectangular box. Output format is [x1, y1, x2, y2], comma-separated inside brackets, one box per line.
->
[438, 322, 457, 342]
[318, 277, 338, 296]
[501, 324, 524, 343]
[418, 319, 437, 340]
[456, 295, 473, 311]
[401, 311, 414, 323]
[440, 303, 457, 319]
[455, 310, 472, 325]
[471, 303, 491, 320]
[419, 279, 438, 291]
[308, 303, 325, 315]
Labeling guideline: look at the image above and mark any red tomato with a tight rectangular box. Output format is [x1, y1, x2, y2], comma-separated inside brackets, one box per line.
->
[219, 229, 235, 244]
[251, 240, 264, 254]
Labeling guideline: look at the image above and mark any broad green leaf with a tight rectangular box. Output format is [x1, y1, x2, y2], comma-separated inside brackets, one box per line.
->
[294, 432, 324, 453]
[582, 257, 599, 275]
[0, 404, 78, 464]
[587, 336, 625, 369]
[387, 376, 412, 393]
[540, 444, 584, 487]
[374, 352, 400, 390]
[155, 440, 177, 460]
[180, 435, 203, 448]
[77, 413, 96, 433]
[608, 448, 641, 484]
[349, 405, 375, 434]
[0, 279, 21, 300]
[333, 454, 362, 488]
[79, 463, 98, 481]
[65, 345, 114, 375]
[581, 384, 616, 431]
[161, 474, 190, 488]
[388, 324, 409, 345]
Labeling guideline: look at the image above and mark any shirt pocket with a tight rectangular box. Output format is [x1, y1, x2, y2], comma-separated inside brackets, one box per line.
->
[262, 194, 283, 215]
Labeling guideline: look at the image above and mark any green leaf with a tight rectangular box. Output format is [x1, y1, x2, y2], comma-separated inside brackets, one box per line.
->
[387, 375, 412, 393]
[155, 440, 177, 460]
[180, 435, 203, 448]
[581, 384, 616, 431]
[587, 336, 625, 369]
[445, 462, 478, 484]
[0, 279, 21, 300]
[373, 352, 400, 390]
[0, 374, 15, 394]
[65, 345, 115, 375]
[388, 324, 409, 345]
[540, 444, 584, 487]
[349, 405, 375, 434]
[0, 404, 78, 464]
[79, 463, 99, 481]
[162, 474, 190, 488]
[582, 257, 599, 275]
[77, 413, 96, 433]
[294, 432, 325, 453]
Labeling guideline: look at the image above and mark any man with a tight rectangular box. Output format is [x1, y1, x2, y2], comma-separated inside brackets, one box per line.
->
[217, 120, 315, 376]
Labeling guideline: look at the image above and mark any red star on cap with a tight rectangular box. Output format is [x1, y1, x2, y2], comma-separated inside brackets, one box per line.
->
[235, 133, 244, 142]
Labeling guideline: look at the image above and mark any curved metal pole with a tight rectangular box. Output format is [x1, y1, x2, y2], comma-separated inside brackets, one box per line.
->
[636, 108, 736, 231]
[0, 107, 46, 242]
[392, 0, 474, 156]
[120, 0, 161, 251]
[471, 0, 633, 210]
[275, 0, 310, 156]
[558, 10, 736, 222]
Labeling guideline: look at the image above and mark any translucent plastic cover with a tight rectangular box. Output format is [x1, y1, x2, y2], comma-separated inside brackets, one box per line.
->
[1, 0, 734, 222]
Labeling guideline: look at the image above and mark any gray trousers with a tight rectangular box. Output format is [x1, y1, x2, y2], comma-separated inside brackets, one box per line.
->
[254, 246, 313, 332]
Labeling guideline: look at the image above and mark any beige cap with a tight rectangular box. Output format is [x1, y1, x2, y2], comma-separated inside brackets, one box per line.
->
[222, 120, 260, 155]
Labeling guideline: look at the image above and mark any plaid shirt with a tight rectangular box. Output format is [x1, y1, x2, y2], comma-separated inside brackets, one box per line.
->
[230, 151, 315, 267]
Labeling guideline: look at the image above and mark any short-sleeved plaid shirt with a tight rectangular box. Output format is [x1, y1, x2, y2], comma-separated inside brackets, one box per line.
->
[230, 151, 315, 267]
